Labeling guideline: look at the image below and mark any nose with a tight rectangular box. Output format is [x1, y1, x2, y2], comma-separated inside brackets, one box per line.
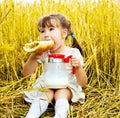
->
[42, 30, 51, 41]
[44, 30, 50, 37]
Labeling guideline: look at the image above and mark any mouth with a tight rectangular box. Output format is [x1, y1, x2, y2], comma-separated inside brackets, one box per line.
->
[45, 39, 52, 41]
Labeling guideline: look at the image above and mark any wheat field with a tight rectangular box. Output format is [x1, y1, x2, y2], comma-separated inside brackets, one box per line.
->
[0, 0, 120, 118]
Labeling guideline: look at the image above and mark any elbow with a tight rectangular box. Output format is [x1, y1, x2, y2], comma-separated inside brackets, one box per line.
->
[79, 76, 88, 88]
[81, 80, 88, 88]
[22, 68, 31, 77]
[22, 72, 27, 77]
[22, 70, 28, 77]
[22, 71, 32, 77]
[22, 69, 33, 77]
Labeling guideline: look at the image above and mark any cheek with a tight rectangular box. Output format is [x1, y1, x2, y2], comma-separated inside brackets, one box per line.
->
[52, 40, 61, 48]
[41, 35, 44, 40]
[55, 39, 62, 46]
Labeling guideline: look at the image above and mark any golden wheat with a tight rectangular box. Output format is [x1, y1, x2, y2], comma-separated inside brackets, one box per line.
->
[0, 0, 120, 117]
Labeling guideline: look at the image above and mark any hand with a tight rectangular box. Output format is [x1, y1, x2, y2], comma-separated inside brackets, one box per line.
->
[70, 57, 81, 68]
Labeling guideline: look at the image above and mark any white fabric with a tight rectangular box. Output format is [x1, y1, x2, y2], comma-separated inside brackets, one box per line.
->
[54, 99, 69, 118]
[25, 99, 48, 118]
[23, 47, 85, 104]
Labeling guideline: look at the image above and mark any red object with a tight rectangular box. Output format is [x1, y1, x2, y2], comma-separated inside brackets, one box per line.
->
[64, 55, 72, 63]
[72, 67, 76, 74]
[48, 54, 76, 74]
[48, 54, 65, 59]
[64, 55, 76, 74]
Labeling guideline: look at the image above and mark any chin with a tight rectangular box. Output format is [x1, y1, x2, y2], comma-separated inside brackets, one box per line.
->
[50, 47, 58, 53]
[50, 48, 55, 53]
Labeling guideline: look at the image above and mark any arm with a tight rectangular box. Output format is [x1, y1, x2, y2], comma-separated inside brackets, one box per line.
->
[75, 64, 88, 87]
[23, 52, 42, 76]
[70, 57, 88, 88]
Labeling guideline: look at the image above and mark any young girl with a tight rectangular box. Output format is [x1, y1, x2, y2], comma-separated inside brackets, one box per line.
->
[23, 13, 88, 118]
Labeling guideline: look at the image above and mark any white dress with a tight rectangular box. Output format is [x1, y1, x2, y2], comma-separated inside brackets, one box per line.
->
[23, 47, 85, 104]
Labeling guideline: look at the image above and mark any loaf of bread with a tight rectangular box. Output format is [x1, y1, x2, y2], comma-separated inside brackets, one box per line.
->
[23, 40, 54, 53]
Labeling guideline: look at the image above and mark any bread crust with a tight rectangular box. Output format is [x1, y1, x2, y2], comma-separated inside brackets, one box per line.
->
[23, 40, 54, 53]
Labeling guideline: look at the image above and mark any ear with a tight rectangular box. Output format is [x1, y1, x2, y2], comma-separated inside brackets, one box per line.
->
[61, 28, 68, 39]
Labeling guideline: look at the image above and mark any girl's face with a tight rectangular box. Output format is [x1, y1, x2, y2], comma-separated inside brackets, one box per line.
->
[40, 26, 67, 53]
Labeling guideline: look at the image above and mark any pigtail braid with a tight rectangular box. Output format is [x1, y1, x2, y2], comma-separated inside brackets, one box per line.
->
[66, 20, 83, 56]
[70, 33, 83, 56]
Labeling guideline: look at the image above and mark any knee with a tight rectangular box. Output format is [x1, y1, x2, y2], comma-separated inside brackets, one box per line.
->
[54, 88, 72, 101]
[42, 89, 54, 102]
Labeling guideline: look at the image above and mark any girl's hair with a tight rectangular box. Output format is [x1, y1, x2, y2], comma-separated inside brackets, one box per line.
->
[38, 13, 83, 55]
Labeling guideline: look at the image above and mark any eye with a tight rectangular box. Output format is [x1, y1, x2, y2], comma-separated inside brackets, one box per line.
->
[49, 27, 54, 31]
[41, 30, 44, 33]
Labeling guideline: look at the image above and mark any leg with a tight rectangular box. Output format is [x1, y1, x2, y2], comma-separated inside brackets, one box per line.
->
[41, 89, 55, 102]
[54, 88, 72, 118]
[26, 89, 54, 118]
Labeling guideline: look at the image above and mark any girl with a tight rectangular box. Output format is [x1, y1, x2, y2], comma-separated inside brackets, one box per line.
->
[23, 13, 88, 118]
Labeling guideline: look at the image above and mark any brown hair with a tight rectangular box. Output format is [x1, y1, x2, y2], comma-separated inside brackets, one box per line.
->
[38, 13, 83, 55]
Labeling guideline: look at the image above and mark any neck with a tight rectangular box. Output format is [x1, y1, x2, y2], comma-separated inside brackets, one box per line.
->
[50, 45, 67, 54]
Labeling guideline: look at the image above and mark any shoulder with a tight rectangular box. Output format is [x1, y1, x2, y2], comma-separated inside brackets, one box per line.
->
[70, 47, 82, 56]
[71, 47, 81, 53]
